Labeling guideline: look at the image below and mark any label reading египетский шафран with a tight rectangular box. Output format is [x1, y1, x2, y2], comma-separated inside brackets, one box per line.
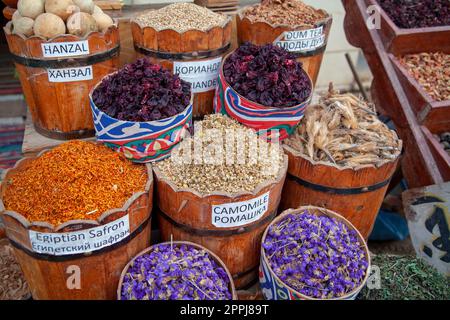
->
[28, 214, 130, 256]
[274, 26, 325, 53]
[41, 40, 90, 58]
[212, 192, 270, 228]
[47, 66, 93, 83]
[173, 57, 222, 93]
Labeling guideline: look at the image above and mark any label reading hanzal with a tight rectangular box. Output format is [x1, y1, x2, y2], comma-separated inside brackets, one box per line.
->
[41, 40, 90, 58]
[28, 214, 130, 256]
[173, 57, 222, 93]
[274, 26, 325, 53]
[47, 66, 93, 83]
[212, 192, 270, 228]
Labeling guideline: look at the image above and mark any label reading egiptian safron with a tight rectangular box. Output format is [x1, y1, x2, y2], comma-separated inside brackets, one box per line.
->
[28, 214, 130, 256]
[212, 192, 270, 228]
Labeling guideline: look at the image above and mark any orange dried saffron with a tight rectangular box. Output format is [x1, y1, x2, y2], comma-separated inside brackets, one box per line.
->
[3, 141, 147, 226]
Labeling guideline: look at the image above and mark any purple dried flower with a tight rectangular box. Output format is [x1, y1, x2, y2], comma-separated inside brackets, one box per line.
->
[223, 43, 311, 108]
[93, 58, 191, 122]
[263, 211, 369, 299]
[120, 243, 232, 300]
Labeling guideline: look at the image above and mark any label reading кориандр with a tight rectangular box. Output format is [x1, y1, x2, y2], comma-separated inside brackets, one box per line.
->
[274, 26, 325, 53]
[28, 214, 130, 256]
[212, 192, 270, 228]
[173, 57, 222, 93]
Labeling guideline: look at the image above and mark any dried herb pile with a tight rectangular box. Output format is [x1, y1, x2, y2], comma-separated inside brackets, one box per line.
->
[284, 85, 402, 168]
[398, 52, 450, 102]
[378, 0, 450, 29]
[134, 3, 228, 33]
[156, 114, 285, 194]
[242, 0, 327, 27]
[223, 43, 311, 108]
[120, 243, 232, 300]
[92, 58, 191, 122]
[263, 210, 369, 299]
[2, 141, 147, 226]
[437, 132, 450, 156]
[0, 241, 30, 300]
[359, 255, 450, 300]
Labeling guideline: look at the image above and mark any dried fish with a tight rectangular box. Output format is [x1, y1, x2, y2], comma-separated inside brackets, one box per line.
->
[285, 84, 402, 168]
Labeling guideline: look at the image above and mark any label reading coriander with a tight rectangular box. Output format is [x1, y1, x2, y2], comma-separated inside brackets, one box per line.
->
[47, 66, 93, 83]
[28, 214, 130, 256]
[173, 57, 222, 93]
[212, 192, 270, 228]
[41, 40, 90, 58]
[274, 26, 325, 53]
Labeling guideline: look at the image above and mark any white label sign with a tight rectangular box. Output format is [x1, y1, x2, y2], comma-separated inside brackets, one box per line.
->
[29, 214, 130, 256]
[274, 26, 325, 53]
[48, 66, 93, 83]
[41, 40, 90, 58]
[173, 57, 222, 93]
[212, 192, 270, 228]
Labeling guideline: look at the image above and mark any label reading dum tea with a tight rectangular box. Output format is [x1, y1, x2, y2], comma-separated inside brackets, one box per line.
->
[47, 66, 93, 83]
[28, 214, 130, 256]
[212, 192, 270, 228]
[173, 57, 222, 93]
[274, 26, 325, 53]
[41, 40, 90, 58]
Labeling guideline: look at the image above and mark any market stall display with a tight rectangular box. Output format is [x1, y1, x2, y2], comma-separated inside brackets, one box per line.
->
[118, 242, 237, 300]
[214, 42, 312, 141]
[259, 206, 370, 300]
[90, 58, 193, 163]
[154, 114, 287, 288]
[0, 141, 154, 299]
[236, 0, 332, 85]
[3, 0, 119, 140]
[131, 3, 232, 119]
[281, 85, 402, 238]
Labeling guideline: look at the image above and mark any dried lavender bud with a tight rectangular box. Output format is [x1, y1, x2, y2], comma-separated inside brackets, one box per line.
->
[120, 243, 232, 300]
[223, 42, 312, 108]
[263, 211, 369, 299]
[92, 58, 191, 122]
[378, 0, 450, 29]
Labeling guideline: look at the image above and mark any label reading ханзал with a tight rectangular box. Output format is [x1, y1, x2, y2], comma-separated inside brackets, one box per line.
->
[28, 214, 130, 256]
[173, 57, 222, 93]
[212, 192, 270, 228]
[41, 40, 90, 58]
[47, 66, 93, 83]
[274, 26, 325, 53]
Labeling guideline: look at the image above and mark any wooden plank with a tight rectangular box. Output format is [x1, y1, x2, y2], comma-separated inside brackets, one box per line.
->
[95, 0, 124, 10]
[403, 182, 450, 276]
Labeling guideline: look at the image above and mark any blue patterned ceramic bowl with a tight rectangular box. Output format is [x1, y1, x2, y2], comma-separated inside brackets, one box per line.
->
[259, 206, 370, 300]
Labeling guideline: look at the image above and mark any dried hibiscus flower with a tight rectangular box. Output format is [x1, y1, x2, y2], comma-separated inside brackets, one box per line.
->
[92, 58, 191, 122]
[223, 42, 311, 108]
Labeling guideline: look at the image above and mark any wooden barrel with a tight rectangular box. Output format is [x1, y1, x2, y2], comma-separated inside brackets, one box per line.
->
[236, 6, 332, 86]
[280, 145, 402, 239]
[0, 152, 154, 300]
[131, 15, 232, 120]
[117, 241, 238, 300]
[3, 22, 120, 140]
[154, 156, 288, 289]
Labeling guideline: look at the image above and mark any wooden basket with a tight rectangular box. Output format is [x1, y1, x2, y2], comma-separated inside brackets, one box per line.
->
[280, 143, 402, 239]
[131, 12, 232, 120]
[0, 150, 154, 300]
[236, 5, 332, 85]
[259, 206, 370, 300]
[421, 126, 450, 182]
[3, 22, 120, 140]
[367, 0, 450, 54]
[154, 155, 288, 289]
[117, 241, 238, 300]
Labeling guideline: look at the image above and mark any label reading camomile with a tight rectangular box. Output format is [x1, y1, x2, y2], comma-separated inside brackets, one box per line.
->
[28, 214, 130, 256]
[173, 57, 222, 93]
[274, 26, 325, 53]
[212, 192, 270, 228]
